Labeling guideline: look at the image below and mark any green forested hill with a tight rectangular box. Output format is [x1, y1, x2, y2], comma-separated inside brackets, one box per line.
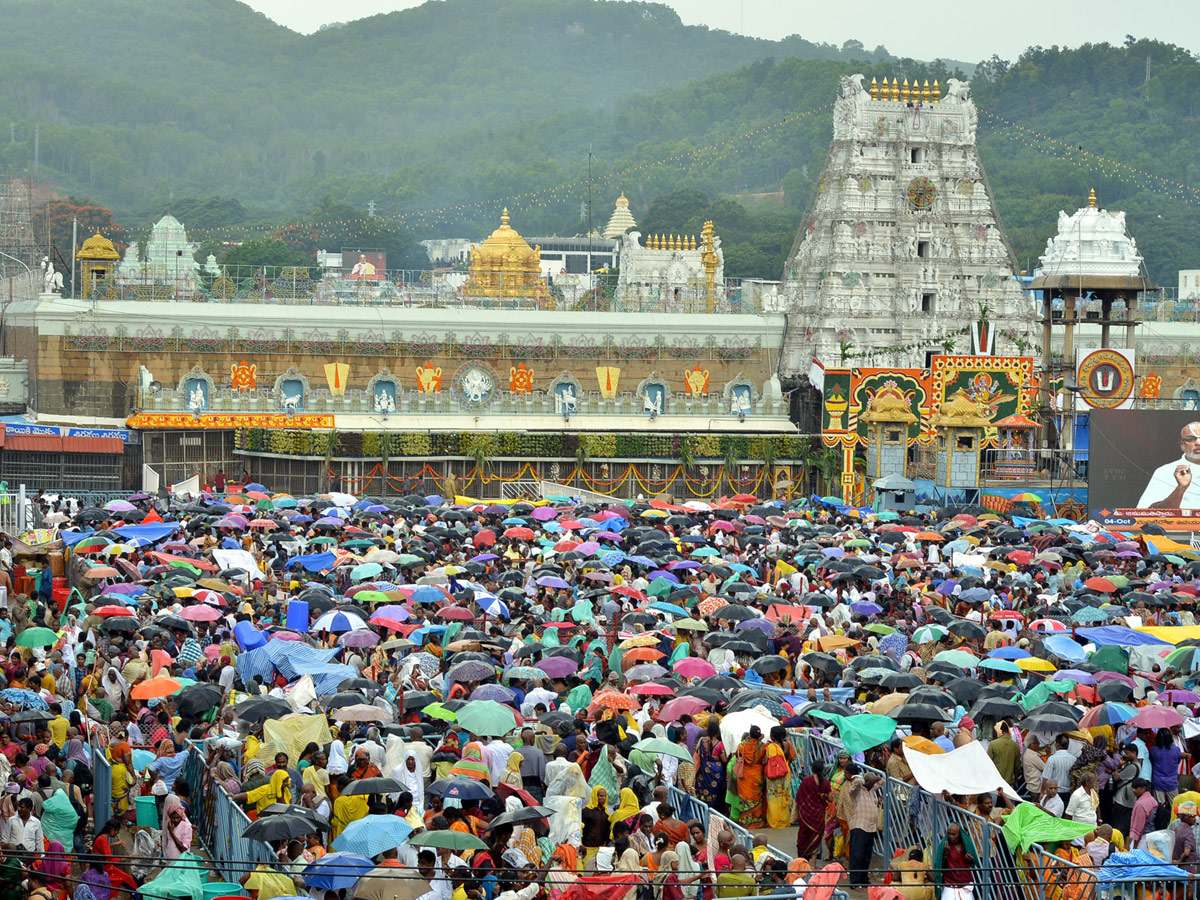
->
[0, 1, 1196, 285]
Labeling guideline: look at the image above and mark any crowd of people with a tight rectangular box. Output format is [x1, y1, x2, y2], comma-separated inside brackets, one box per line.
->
[0, 483, 1199, 900]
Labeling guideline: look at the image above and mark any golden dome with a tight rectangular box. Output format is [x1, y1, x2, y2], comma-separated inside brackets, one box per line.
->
[76, 231, 120, 261]
[465, 208, 547, 299]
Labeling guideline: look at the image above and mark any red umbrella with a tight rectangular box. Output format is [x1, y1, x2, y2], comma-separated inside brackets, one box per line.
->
[437, 607, 475, 621]
[94, 605, 135, 617]
[730, 493, 757, 504]
[612, 586, 647, 602]
[503, 527, 534, 540]
[180, 605, 222, 622]
[369, 616, 407, 631]
[593, 690, 640, 711]
[1007, 550, 1034, 565]
[1084, 576, 1117, 593]
[473, 531, 496, 548]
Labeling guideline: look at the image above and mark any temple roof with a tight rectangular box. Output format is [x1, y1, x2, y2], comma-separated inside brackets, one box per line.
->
[76, 231, 120, 261]
[471, 208, 540, 269]
[1030, 189, 1152, 290]
[603, 192, 637, 239]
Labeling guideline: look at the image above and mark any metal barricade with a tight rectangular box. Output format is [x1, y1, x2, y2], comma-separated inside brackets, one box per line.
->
[91, 740, 112, 835]
[1025, 845, 1100, 900]
[181, 746, 274, 879]
[667, 787, 792, 864]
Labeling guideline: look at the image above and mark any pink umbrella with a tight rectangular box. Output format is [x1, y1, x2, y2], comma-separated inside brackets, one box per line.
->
[630, 683, 675, 697]
[532, 507, 558, 521]
[179, 605, 222, 622]
[673, 658, 717, 679]
[1094, 671, 1137, 687]
[656, 695, 711, 723]
[1129, 706, 1184, 729]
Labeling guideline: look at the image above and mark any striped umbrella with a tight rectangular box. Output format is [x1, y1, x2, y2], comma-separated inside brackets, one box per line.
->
[912, 624, 948, 644]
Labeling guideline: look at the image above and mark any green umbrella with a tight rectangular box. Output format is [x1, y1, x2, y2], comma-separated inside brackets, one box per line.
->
[395, 554, 423, 565]
[863, 623, 895, 635]
[167, 560, 200, 574]
[647, 577, 674, 598]
[424, 702, 457, 722]
[309, 536, 338, 545]
[631, 738, 692, 763]
[1001, 800, 1094, 852]
[351, 563, 383, 581]
[16, 627, 59, 648]
[455, 700, 517, 736]
[932, 649, 979, 668]
[354, 591, 390, 604]
[875, 511, 899, 521]
[912, 624, 948, 643]
[409, 830, 488, 851]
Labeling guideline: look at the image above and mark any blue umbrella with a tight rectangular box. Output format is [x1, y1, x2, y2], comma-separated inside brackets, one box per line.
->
[301, 853, 375, 891]
[331, 816, 413, 857]
[244, 482, 268, 492]
[979, 658, 1022, 674]
[988, 646, 1032, 660]
[412, 585, 448, 604]
[469, 684, 515, 703]
[649, 601, 688, 617]
[0, 689, 48, 710]
[537, 576, 571, 590]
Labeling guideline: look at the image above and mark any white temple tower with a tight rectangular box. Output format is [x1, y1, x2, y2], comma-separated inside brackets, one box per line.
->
[777, 75, 1034, 376]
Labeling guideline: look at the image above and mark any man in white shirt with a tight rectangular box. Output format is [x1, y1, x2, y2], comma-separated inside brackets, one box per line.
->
[1039, 779, 1065, 819]
[1137, 421, 1200, 508]
[1, 797, 43, 853]
[405, 726, 434, 780]
[1065, 772, 1099, 825]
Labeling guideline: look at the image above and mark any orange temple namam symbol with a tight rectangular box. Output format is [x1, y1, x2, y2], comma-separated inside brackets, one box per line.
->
[231, 361, 257, 392]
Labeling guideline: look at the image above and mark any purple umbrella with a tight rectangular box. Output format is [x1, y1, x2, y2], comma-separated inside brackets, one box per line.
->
[532, 507, 559, 521]
[291, 515, 314, 523]
[535, 656, 578, 678]
[821, 547, 845, 558]
[936, 580, 959, 596]
[315, 516, 344, 526]
[736, 618, 776, 634]
[647, 570, 679, 582]
[213, 517, 246, 530]
[536, 576, 571, 590]
[1094, 671, 1136, 687]
[470, 683, 516, 702]
[105, 500, 136, 512]
[102, 583, 140, 595]
[483, 505, 507, 515]
[851, 601, 882, 616]
[1160, 689, 1200, 703]
[668, 560, 701, 570]
[126, 493, 150, 502]
[371, 605, 410, 621]
[471, 553, 500, 562]
[575, 541, 600, 556]
[339, 630, 380, 649]
[1052, 669, 1096, 684]
[593, 532, 623, 541]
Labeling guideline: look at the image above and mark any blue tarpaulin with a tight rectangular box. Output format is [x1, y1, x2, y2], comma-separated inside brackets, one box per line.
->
[236, 641, 342, 690]
[1075, 626, 1171, 647]
[114, 523, 178, 543]
[287, 551, 336, 572]
[1100, 851, 1187, 885]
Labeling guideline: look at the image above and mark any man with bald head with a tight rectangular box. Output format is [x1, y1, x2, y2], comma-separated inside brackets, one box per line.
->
[1138, 421, 1200, 508]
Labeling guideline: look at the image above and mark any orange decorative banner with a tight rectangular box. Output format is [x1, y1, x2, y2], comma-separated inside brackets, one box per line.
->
[126, 413, 334, 429]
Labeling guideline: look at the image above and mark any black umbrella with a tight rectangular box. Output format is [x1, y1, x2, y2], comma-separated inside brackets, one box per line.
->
[949, 621, 987, 640]
[801, 652, 843, 677]
[850, 655, 899, 671]
[800, 700, 854, 717]
[924, 606, 955, 625]
[1021, 713, 1079, 733]
[243, 813, 316, 842]
[11, 709, 52, 723]
[712, 605, 756, 622]
[1097, 681, 1135, 702]
[676, 686, 724, 706]
[260, 803, 329, 829]
[750, 657, 789, 675]
[698, 675, 743, 692]
[233, 696, 292, 724]
[890, 702, 952, 723]
[338, 677, 381, 695]
[324, 692, 369, 710]
[342, 777, 404, 796]
[976, 683, 1022, 700]
[396, 691, 438, 713]
[881, 672, 923, 691]
[906, 686, 956, 708]
[942, 679, 983, 706]
[175, 683, 224, 717]
[968, 698, 1026, 721]
[535, 711, 575, 730]
[489, 806, 555, 829]
[1024, 701, 1081, 721]
[102, 618, 139, 633]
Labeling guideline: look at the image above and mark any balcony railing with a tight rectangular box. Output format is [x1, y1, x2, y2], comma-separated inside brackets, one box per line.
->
[82, 266, 763, 314]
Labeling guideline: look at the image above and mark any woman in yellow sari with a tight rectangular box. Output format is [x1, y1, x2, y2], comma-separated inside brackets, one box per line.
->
[108, 739, 135, 819]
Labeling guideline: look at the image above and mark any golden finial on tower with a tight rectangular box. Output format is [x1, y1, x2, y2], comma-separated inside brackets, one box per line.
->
[901, 78, 910, 102]
[1088, 188, 1097, 208]
[932, 80, 941, 102]
[501, 207, 510, 226]
[671, 235, 678, 251]
[891, 77, 900, 101]
[922, 79, 931, 102]
[870, 76, 879, 99]
[690, 235, 697, 251]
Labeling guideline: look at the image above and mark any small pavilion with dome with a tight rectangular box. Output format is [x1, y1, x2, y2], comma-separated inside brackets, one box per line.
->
[75, 232, 120, 297]
[463, 208, 548, 301]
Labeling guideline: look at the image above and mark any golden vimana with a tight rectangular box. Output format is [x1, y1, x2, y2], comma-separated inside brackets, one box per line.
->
[869, 77, 941, 103]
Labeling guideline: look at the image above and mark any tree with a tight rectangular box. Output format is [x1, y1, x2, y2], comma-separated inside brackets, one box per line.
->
[220, 238, 311, 269]
[640, 188, 711, 237]
[42, 199, 126, 275]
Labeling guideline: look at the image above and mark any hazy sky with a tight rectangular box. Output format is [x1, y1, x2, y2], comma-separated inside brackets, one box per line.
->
[245, 0, 1198, 62]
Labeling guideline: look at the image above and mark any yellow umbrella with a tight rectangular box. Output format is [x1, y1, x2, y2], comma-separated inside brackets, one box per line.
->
[619, 634, 661, 649]
[1016, 657, 1056, 672]
[815, 634, 859, 651]
[869, 692, 909, 715]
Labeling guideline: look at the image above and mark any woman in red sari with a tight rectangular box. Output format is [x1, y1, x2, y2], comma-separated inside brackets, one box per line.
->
[795, 763, 831, 859]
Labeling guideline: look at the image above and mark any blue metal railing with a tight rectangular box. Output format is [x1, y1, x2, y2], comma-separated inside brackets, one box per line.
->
[91, 738, 112, 835]
[182, 747, 274, 879]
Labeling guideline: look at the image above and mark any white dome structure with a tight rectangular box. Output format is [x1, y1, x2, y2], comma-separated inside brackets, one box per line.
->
[1034, 189, 1145, 281]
